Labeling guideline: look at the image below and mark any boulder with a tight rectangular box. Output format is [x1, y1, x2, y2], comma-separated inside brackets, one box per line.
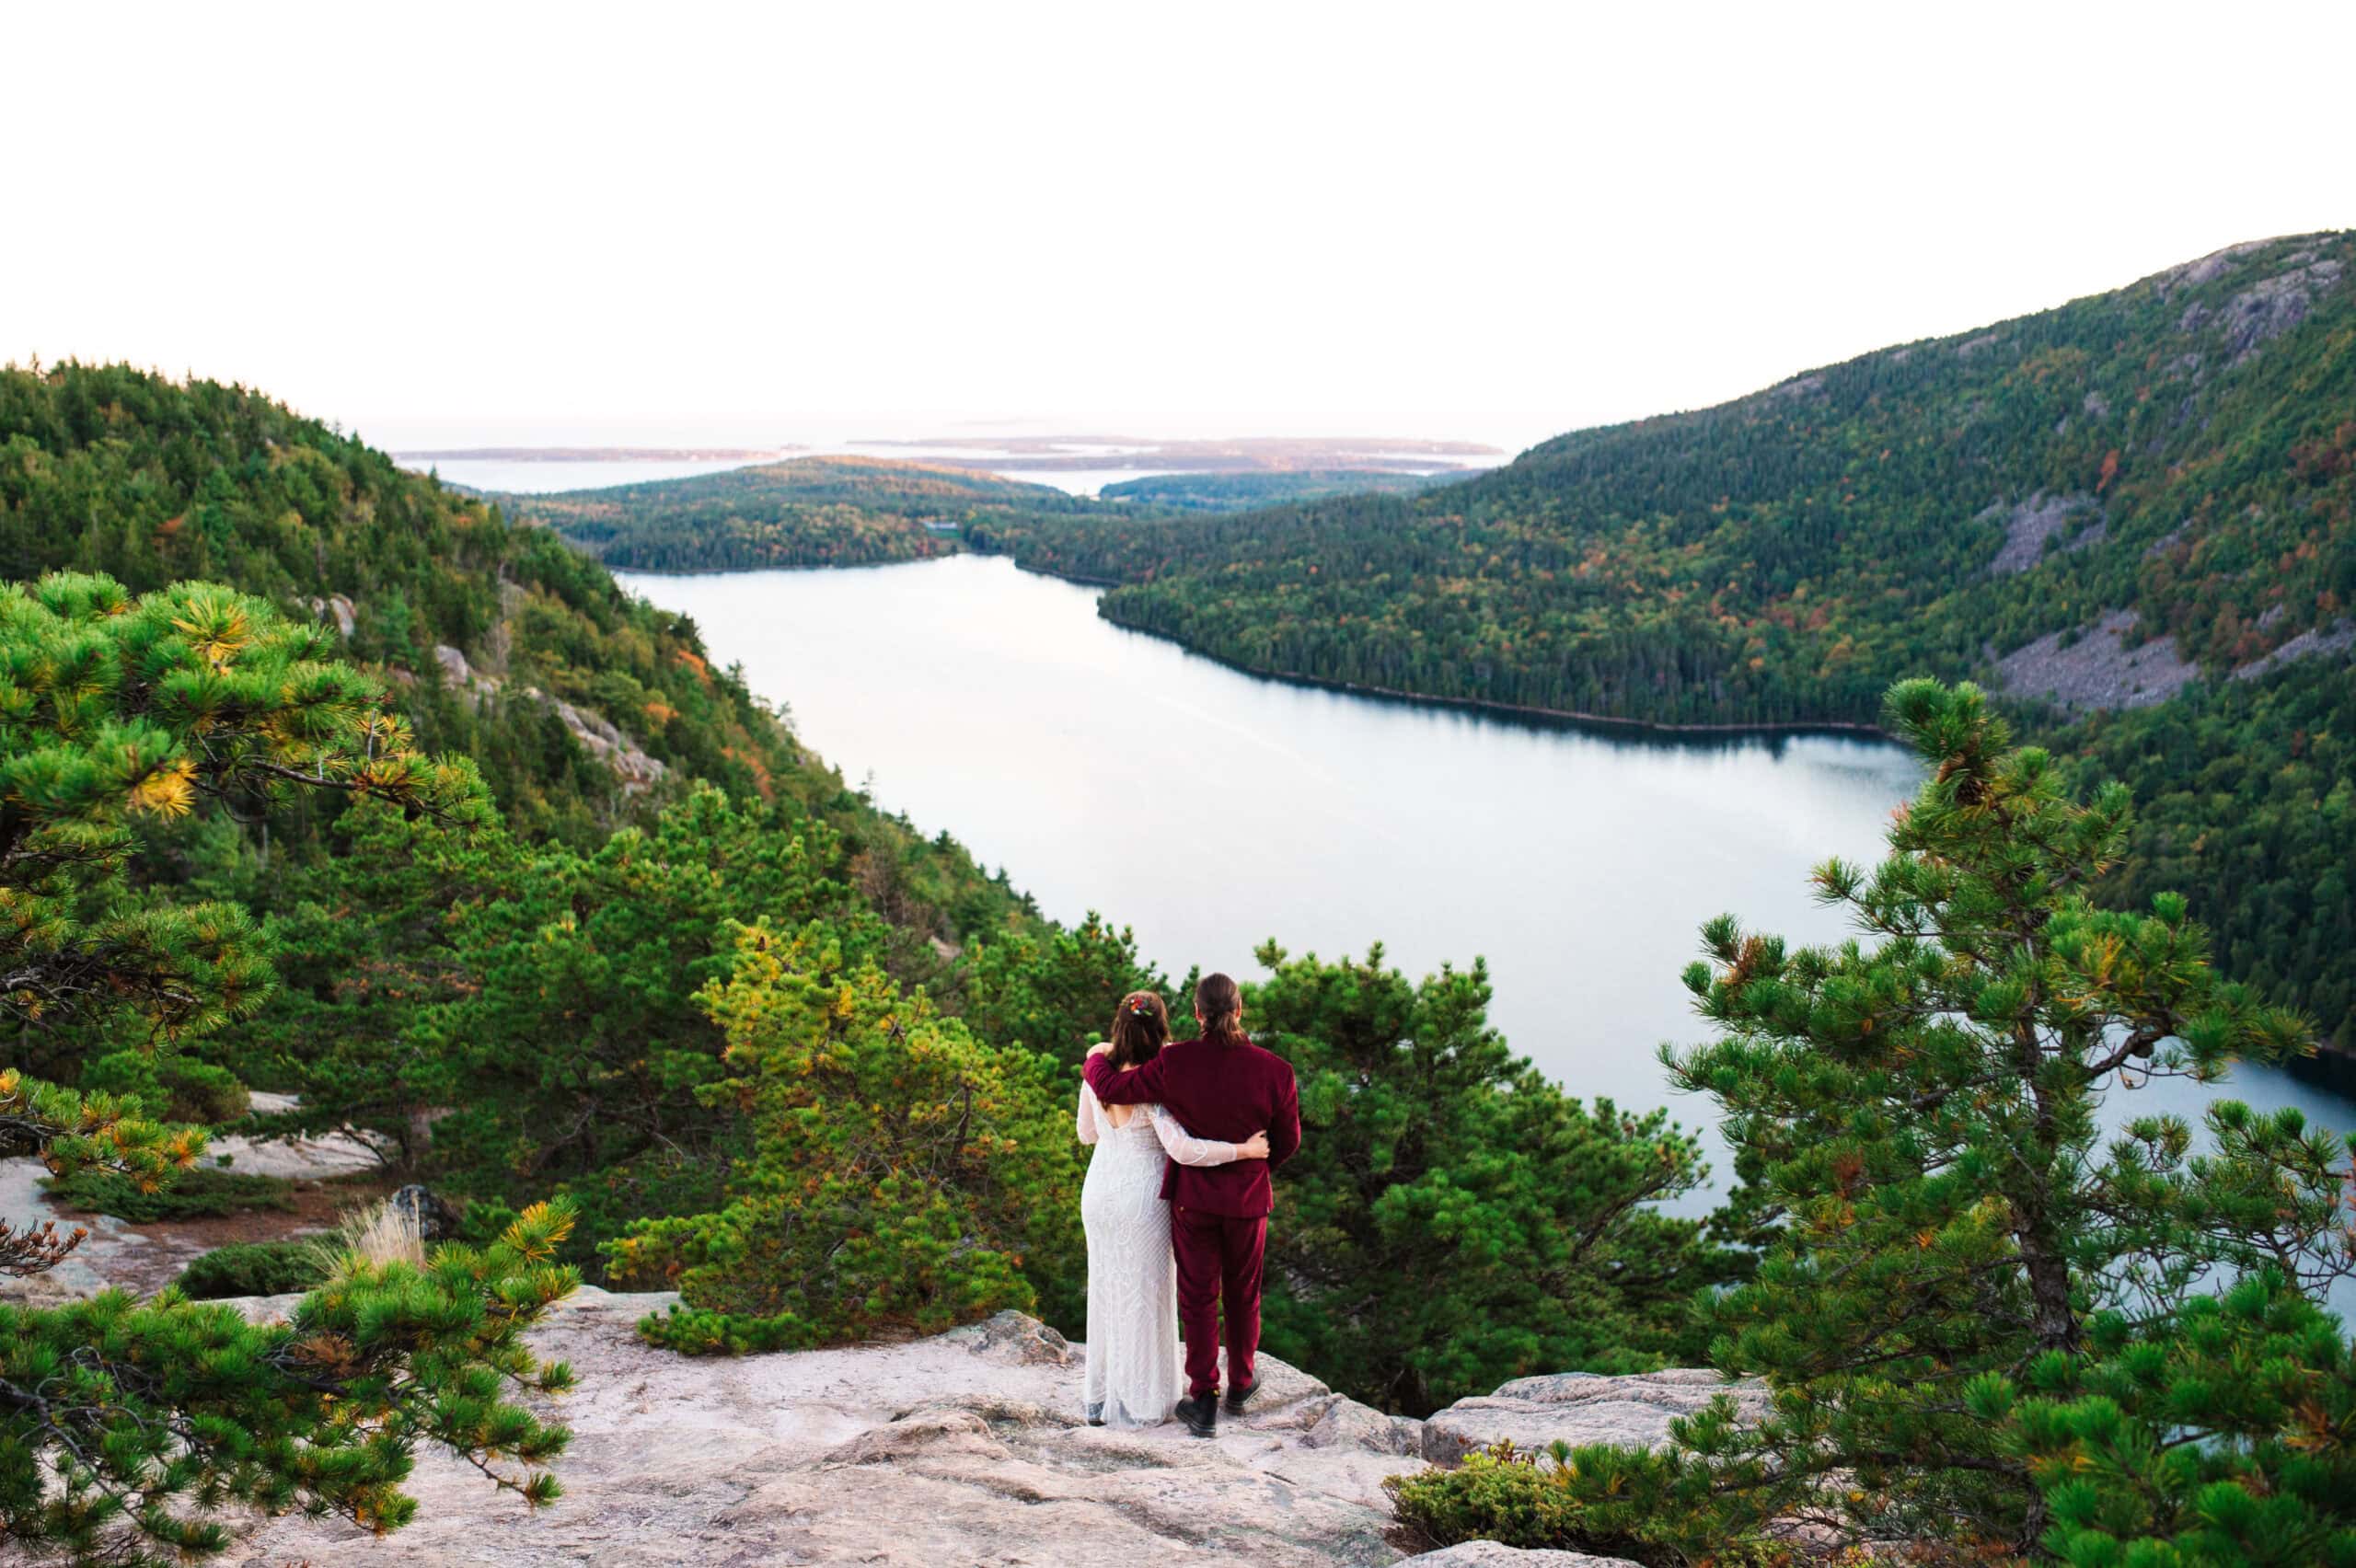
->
[1422, 1368, 1765, 1466]
[304, 593, 356, 639]
[2220, 258, 2341, 362]
[1302, 1393, 1426, 1457]
[941, 1305, 1077, 1365]
[425, 654, 669, 793]
[1409, 1546, 1642, 1568]
[388, 1182, 462, 1241]
[545, 693, 669, 791]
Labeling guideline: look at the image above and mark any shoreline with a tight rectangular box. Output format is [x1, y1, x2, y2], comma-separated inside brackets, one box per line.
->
[982, 551, 1895, 742]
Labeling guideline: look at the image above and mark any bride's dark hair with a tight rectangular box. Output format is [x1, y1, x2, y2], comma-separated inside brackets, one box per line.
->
[1107, 990, 1170, 1068]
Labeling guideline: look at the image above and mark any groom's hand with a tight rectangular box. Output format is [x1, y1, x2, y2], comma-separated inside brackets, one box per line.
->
[1087, 1041, 1114, 1058]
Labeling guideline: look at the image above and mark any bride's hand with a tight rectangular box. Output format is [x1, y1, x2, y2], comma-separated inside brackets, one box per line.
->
[1238, 1131, 1270, 1160]
[1087, 1041, 1114, 1058]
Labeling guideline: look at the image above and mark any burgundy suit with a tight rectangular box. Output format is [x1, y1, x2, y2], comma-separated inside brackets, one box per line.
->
[1084, 1033, 1300, 1397]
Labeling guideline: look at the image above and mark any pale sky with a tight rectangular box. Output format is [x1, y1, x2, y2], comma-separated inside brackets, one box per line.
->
[10, 1, 2351, 454]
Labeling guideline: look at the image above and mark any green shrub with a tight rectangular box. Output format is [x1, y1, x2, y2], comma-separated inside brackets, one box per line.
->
[44, 1164, 294, 1222]
[76, 1052, 165, 1113]
[157, 1059, 251, 1124]
[605, 928, 1086, 1353]
[169, 1239, 329, 1299]
[1385, 1441, 1716, 1567]
[79, 1051, 252, 1124]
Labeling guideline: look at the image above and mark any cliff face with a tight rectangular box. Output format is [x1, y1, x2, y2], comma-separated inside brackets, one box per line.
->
[205, 1291, 1733, 1567]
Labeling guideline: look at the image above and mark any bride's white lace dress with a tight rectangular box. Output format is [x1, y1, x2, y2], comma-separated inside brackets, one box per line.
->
[1076, 1079, 1238, 1427]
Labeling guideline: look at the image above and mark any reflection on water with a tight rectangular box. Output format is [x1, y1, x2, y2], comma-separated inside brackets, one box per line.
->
[624, 555, 2353, 1306]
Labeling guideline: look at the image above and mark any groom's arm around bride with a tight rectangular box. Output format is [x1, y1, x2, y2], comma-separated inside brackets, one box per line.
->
[1084, 974, 1299, 1431]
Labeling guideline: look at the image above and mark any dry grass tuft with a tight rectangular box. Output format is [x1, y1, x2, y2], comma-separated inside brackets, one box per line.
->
[312, 1197, 426, 1274]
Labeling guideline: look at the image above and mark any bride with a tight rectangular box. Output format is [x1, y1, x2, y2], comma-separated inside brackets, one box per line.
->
[1075, 990, 1268, 1427]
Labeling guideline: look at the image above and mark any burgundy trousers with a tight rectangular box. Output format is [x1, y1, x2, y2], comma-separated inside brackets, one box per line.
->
[1172, 1205, 1267, 1398]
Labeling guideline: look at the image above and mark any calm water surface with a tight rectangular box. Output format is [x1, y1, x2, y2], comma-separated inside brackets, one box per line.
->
[622, 555, 2354, 1238]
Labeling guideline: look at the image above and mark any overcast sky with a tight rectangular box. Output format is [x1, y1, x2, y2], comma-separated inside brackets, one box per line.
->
[11, 2, 2351, 453]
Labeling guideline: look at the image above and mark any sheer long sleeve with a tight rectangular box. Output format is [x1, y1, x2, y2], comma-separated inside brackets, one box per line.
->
[1150, 1105, 1239, 1166]
[1076, 1080, 1101, 1146]
[1084, 1049, 1166, 1105]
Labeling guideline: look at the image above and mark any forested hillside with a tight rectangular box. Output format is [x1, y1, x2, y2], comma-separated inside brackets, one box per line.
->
[978, 234, 2352, 726]
[969, 234, 2356, 1050]
[0, 365, 1014, 917]
[1096, 468, 1455, 512]
[503, 455, 1102, 572]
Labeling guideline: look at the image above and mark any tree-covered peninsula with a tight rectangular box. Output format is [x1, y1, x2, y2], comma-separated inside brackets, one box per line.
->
[502, 455, 1101, 573]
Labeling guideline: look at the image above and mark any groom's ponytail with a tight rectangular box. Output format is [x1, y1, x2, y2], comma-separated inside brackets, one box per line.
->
[1195, 973, 1245, 1045]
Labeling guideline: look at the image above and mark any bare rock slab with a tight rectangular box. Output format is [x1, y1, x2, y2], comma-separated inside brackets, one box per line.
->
[214, 1303, 1431, 1566]
[1422, 1369, 1764, 1465]
[1408, 1544, 1643, 1568]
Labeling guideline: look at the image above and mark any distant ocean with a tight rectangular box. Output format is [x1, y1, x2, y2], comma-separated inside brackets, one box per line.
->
[398, 439, 1516, 499]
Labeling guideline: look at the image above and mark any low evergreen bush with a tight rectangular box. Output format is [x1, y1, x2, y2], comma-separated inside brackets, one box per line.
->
[170, 1239, 329, 1299]
[44, 1165, 294, 1222]
[1384, 1440, 1726, 1567]
[80, 1051, 252, 1124]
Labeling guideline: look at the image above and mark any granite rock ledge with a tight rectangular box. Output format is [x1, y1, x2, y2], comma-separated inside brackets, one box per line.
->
[192, 1298, 1731, 1567]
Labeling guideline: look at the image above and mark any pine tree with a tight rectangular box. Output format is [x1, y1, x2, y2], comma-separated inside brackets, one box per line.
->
[1248, 941, 1734, 1416]
[426, 787, 883, 1253]
[236, 793, 525, 1166]
[1379, 679, 2352, 1563]
[606, 921, 1088, 1350]
[1, 1198, 583, 1564]
[1657, 679, 2347, 1551]
[1, 571, 491, 1066]
[0, 571, 578, 1562]
[952, 910, 1162, 1066]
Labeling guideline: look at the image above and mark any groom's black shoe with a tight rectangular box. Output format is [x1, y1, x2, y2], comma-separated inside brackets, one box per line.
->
[1175, 1392, 1218, 1438]
[1222, 1379, 1258, 1416]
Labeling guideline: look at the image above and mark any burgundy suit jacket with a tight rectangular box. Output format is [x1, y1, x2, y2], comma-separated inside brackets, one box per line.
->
[1084, 1034, 1301, 1218]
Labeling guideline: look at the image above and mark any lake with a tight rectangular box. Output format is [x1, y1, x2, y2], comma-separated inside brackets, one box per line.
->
[619, 553, 2356, 1235]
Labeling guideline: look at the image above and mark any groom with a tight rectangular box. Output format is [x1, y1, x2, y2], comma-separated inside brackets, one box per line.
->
[1085, 972, 1300, 1437]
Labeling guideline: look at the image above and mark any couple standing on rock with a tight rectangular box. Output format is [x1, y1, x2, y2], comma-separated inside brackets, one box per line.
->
[1075, 973, 1301, 1436]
